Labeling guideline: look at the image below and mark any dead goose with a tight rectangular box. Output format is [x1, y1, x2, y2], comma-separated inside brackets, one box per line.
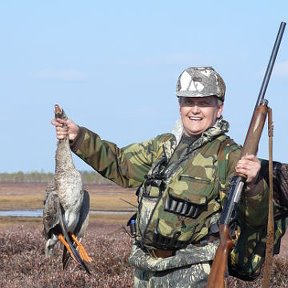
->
[43, 104, 91, 274]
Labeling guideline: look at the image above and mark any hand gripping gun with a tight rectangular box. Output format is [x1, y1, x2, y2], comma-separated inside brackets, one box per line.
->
[207, 22, 286, 288]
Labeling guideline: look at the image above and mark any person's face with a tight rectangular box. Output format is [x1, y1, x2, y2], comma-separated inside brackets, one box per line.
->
[179, 96, 223, 136]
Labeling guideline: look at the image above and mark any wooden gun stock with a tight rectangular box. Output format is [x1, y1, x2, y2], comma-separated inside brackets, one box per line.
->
[206, 22, 285, 288]
[207, 225, 234, 288]
[206, 103, 268, 288]
[241, 101, 268, 157]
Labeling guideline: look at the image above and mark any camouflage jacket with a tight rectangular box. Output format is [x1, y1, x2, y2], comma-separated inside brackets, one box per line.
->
[70, 118, 268, 279]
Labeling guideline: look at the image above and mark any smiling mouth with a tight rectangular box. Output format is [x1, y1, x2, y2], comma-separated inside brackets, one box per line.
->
[189, 116, 202, 121]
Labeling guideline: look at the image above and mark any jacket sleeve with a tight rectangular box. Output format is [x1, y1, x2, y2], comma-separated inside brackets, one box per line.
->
[70, 127, 171, 188]
[224, 149, 269, 280]
[220, 145, 269, 227]
[236, 167, 269, 228]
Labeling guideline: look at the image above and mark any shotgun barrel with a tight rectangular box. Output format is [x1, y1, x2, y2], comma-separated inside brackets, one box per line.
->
[207, 22, 286, 288]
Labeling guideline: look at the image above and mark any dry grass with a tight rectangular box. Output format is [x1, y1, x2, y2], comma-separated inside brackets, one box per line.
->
[1, 183, 288, 287]
[0, 183, 136, 287]
[0, 219, 134, 288]
[1, 219, 288, 288]
[0, 183, 137, 212]
[0, 183, 45, 210]
[84, 184, 137, 211]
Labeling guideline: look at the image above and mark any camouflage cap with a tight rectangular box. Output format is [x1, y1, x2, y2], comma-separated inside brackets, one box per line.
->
[176, 67, 226, 102]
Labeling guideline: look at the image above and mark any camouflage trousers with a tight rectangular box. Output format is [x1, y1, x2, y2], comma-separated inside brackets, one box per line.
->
[128, 242, 218, 288]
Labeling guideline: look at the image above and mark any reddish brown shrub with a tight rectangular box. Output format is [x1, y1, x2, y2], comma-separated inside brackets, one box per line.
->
[0, 223, 287, 287]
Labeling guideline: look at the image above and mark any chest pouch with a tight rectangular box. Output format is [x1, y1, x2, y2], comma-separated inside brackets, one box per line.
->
[137, 161, 221, 250]
[135, 136, 230, 250]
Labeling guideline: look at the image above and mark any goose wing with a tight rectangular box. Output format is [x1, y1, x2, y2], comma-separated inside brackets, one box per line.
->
[43, 183, 59, 240]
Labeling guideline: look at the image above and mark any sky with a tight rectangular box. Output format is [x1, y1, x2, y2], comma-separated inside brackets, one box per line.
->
[0, 1, 288, 173]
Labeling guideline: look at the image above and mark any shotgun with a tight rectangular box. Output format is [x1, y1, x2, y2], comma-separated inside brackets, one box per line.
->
[207, 22, 286, 288]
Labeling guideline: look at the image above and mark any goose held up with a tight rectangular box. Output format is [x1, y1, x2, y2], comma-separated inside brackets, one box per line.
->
[43, 104, 91, 274]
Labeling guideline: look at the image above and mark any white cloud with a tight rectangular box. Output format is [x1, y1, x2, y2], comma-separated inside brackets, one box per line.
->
[35, 68, 88, 81]
[142, 53, 201, 65]
[273, 60, 288, 77]
[115, 53, 201, 67]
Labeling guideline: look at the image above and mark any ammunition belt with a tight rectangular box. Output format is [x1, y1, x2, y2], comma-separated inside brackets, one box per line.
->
[164, 193, 206, 218]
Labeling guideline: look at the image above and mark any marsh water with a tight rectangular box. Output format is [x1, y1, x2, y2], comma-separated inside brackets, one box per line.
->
[0, 209, 43, 217]
[0, 209, 132, 217]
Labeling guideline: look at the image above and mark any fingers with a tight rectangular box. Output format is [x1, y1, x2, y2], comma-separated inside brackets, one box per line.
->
[51, 118, 79, 141]
[235, 154, 260, 183]
[51, 118, 68, 140]
[56, 125, 69, 140]
[51, 118, 67, 126]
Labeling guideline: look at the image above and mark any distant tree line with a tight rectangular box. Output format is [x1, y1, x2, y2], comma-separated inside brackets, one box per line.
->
[0, 171, 112, 184]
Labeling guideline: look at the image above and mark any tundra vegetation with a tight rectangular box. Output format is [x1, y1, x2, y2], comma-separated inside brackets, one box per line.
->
[0, 172, 287, 287]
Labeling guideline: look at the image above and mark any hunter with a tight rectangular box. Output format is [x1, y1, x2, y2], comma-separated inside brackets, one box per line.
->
[52, 66, 269, 287]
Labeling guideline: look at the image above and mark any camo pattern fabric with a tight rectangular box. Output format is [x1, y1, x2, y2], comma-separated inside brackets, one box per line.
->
[129, 241, 218, 288]
[133, 265, 208, 288]
[70, 117, 232, 189]
[135, 123, 235, 249]
[70, 119, 269, 284]
[71, 126, 174, 188]
[228, 160, 288, 280]
[229, 221, 268, 280]
[176, 66, 226, 101]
